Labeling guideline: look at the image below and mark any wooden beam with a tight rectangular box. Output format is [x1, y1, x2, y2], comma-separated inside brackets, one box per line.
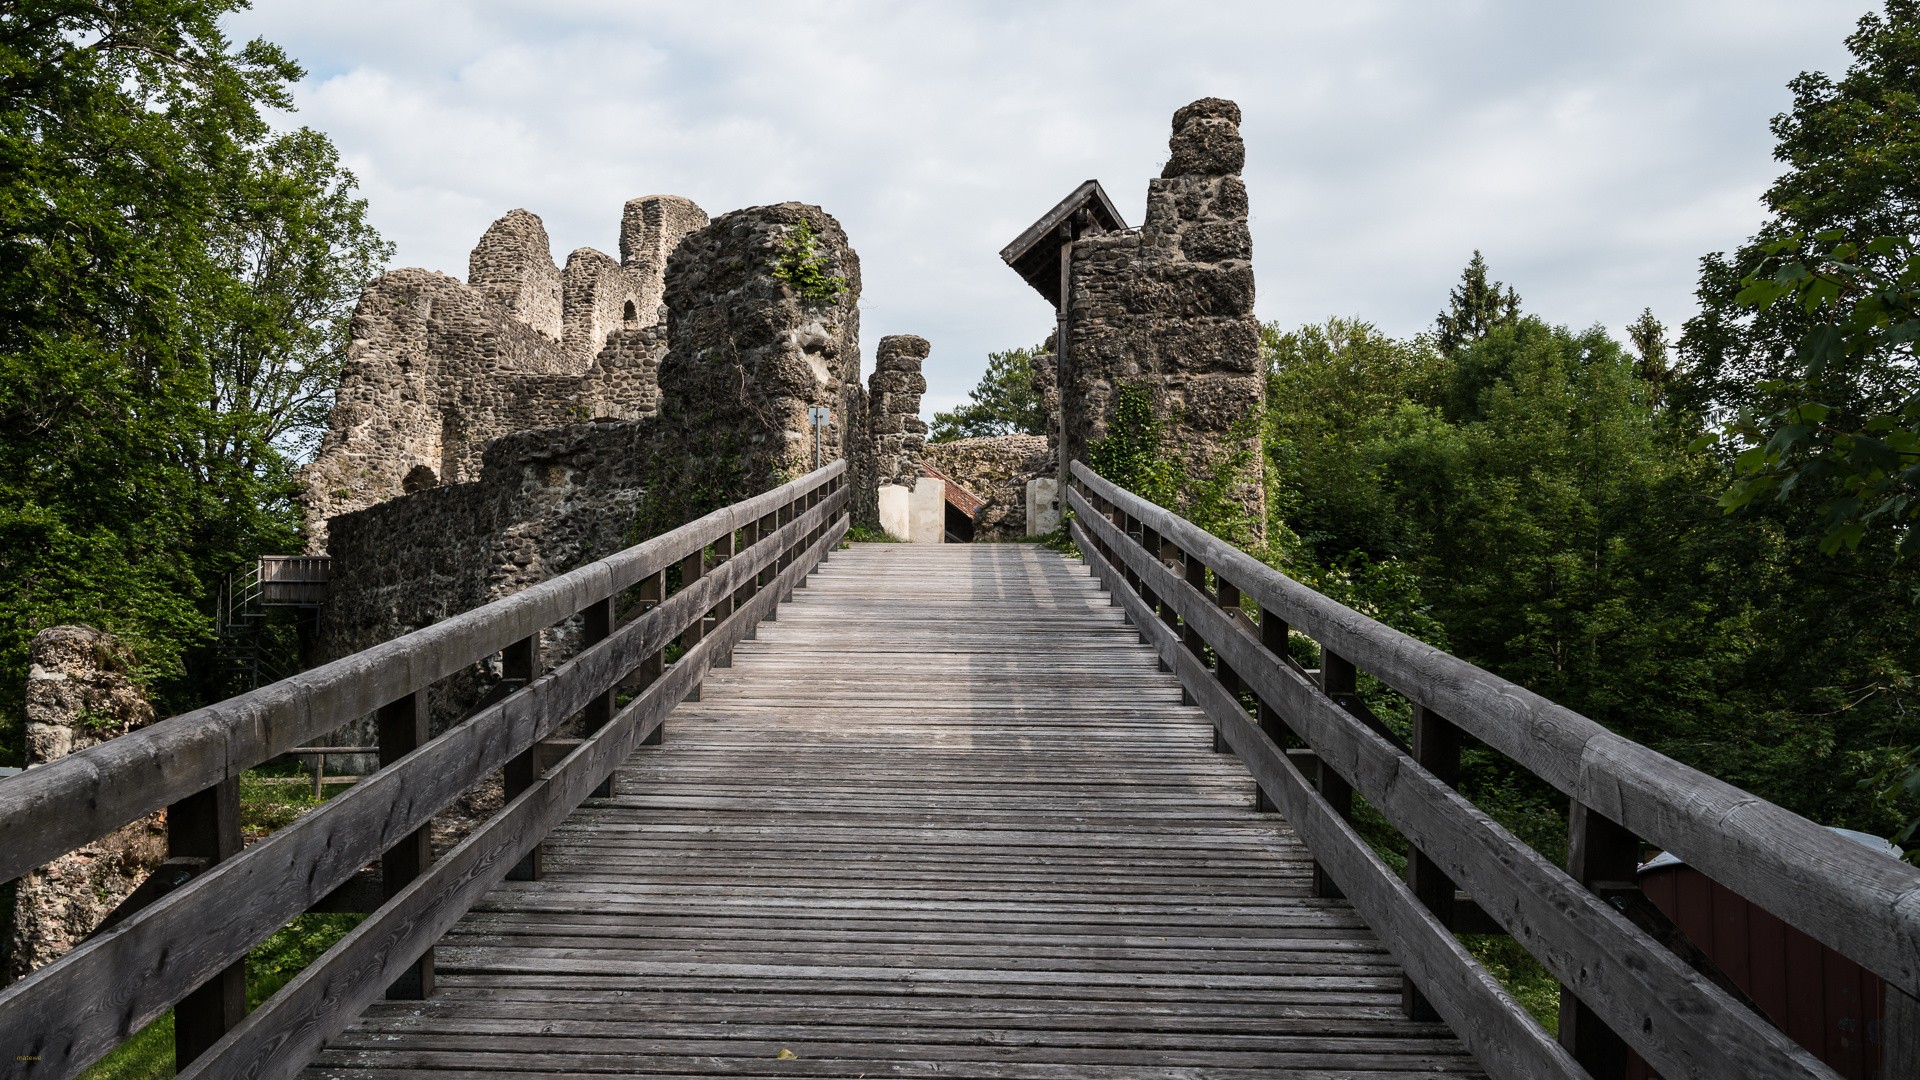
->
[173, 514, 850, 1080]
[1070, 490, 1836, 1080]
[1071, 461, 1920, 1000]
[0, 461, 849, 885]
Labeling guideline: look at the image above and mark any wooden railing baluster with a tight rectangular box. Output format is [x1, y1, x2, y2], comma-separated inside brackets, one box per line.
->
[168, 778, 244, 1069]
[582, 596, 618, 798]
[1404, 704, 1461, 1021]
[680, 547, 706, 702]
[1311, 650, 1358, 900]
[635, 569, 667, 745]
[1560, 802, 1638, 1079]
[760, 508, 781, 618]
[713, 528, 737, 668]
[377, 690, 434, 997]
[504, 633, 545, 879]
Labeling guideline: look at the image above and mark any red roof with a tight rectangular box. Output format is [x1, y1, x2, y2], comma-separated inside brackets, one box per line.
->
[920, 462, 984, 517]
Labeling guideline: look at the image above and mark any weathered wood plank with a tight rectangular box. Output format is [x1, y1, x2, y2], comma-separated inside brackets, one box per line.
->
[176, 517, 850, 1080]
[1075, 496, 1835, 1080]
[0, 482, 848, 1080]
[0, 463, 846, 884]
[294, 539, 1482, 1080]
[1074, 462, 1920, 1002]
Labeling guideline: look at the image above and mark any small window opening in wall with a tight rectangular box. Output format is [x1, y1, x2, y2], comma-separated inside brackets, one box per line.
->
[623, 300, 637, 321]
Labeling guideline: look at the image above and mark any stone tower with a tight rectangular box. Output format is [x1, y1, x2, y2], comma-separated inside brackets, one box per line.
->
[1065, 97, 1265, 539]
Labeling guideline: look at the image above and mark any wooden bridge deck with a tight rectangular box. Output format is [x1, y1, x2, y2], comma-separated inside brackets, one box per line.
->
[307, 542, 1482, 1079]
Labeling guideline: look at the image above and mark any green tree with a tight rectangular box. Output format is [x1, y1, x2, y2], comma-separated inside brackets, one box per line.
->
[1678, 0, 1920, 421]
[930, 344, 1048, 441]
[1434, 251, 1521, 356]
[0, 1, 386, 761]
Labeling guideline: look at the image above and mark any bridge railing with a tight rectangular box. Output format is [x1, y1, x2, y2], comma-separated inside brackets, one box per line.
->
[0, 460, 849, 1080]
[1068, 461, 1919, 1080]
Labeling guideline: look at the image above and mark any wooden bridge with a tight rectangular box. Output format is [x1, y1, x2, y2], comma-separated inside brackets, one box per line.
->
[2, 460, 1917, 1080]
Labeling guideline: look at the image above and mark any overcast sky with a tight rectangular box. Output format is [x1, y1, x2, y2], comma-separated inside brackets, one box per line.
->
[227, 1, 1869, 419]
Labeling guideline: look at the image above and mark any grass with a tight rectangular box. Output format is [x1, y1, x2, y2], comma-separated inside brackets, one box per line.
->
[75, 770, 360, 1080]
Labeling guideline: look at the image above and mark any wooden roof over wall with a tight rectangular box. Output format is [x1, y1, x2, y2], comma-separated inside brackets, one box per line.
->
[999, 180, 1127, 308]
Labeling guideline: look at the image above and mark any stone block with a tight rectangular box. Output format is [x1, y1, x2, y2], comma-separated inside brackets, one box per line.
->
[1027, 477, 1060, 537]
[909, 476, 945, 544]
[878, 484, 911, 540]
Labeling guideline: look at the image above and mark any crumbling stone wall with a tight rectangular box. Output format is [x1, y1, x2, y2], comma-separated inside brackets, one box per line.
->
[468, 209, 564, 341]
[301, 196, 708, 551]
[868, 334, 930, 488]
[6, 626, 165, 983]
[314, 201, 866, 734]
[922, 434, 1054, 542]
[1065, 97, 1265, 536]
[649, 202, 865, 525]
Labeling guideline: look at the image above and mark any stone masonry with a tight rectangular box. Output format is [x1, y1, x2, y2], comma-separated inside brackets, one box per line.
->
[648, 202, 866, 527]
[922, 434, 1054, 542]
[300, 196, 709, 552]
[5, 626, 165, 983]
[1065, 98, 1265, 536]
[313, 201, 866, 738]
[868, 334, 930, 488]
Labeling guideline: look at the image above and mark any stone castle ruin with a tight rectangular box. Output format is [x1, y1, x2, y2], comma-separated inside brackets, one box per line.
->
[291, 94, 1265, 727]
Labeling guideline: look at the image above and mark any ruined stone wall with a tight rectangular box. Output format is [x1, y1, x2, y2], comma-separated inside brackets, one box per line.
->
[620, 195, 707, 322]
[868, 334, 930, 488]
[922, 434, 1054, 542]
[301, 197, 707, 551]
[1065, 97, 1265, 536]
[469, 209, 564, 341]
[314, 201, 863, 733]
[6, 627, 165, 983]
[649, 202, 864, 524]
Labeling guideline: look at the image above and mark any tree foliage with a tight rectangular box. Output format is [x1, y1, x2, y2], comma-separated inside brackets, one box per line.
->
[1434, 250, 1521, 356]
[0, 1, 388, 761]
[930, 344, 1048, 441]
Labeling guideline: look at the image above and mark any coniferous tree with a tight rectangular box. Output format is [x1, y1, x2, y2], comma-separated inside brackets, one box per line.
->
[930, 345, 1049, 441]
[1434, 251, 1521, 355]
[1626, 308, 1671, 406]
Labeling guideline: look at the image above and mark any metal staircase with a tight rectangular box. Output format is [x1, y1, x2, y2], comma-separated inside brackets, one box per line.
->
[214, 556, 330, 691]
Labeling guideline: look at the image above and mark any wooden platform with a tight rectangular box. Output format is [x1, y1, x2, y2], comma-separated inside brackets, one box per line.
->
[307, 542, 1482, 1079]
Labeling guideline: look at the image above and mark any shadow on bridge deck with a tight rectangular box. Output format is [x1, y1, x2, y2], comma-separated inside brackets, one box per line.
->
[307, 542, 1482, 1079]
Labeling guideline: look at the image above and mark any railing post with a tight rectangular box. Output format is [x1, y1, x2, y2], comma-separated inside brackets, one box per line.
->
[740, 520, 760, 638]
[1138, 524, 1165, 662]
[582, 595, 618, 798]
[713, 528, 737, 668]
[1119, 510, 1139, 623]
[779, 499, 796, 602]
[378, 690, 434, 998]
[1403, 704, 1461, 1021]
[1560, 801, 1636, 1079]
[169, 777, 244, 1070]
[680, 547, 705, 701]
[635, 569, 666, 745]
[1313, 650, 1358, 900]
[760, 508, 781, 619]
[503, 633, 544, 879]
[1211, 574, 1242, 754]
[1255, 607, 1296, 814]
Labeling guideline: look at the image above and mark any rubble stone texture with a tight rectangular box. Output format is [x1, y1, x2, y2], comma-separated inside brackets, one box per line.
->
[313, 201, 867, 739]
[651, 202, 867, 525]
[299, 196, 709, 552]
[5, 626, 165, 983]
[869, 334, 930, 488]
[1065, 97, 1265, 537]
[922, 434, 1054, 542]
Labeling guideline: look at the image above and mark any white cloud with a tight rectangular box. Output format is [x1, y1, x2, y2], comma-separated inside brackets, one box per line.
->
[230, 0, 1867, 412]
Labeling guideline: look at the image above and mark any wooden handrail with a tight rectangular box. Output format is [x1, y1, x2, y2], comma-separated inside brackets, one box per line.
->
[0, 463, 847, 1080]
[1067, 462, 1908, 1080]
[0, 459, 846, 885]
[1070, 461, 1920, 997]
